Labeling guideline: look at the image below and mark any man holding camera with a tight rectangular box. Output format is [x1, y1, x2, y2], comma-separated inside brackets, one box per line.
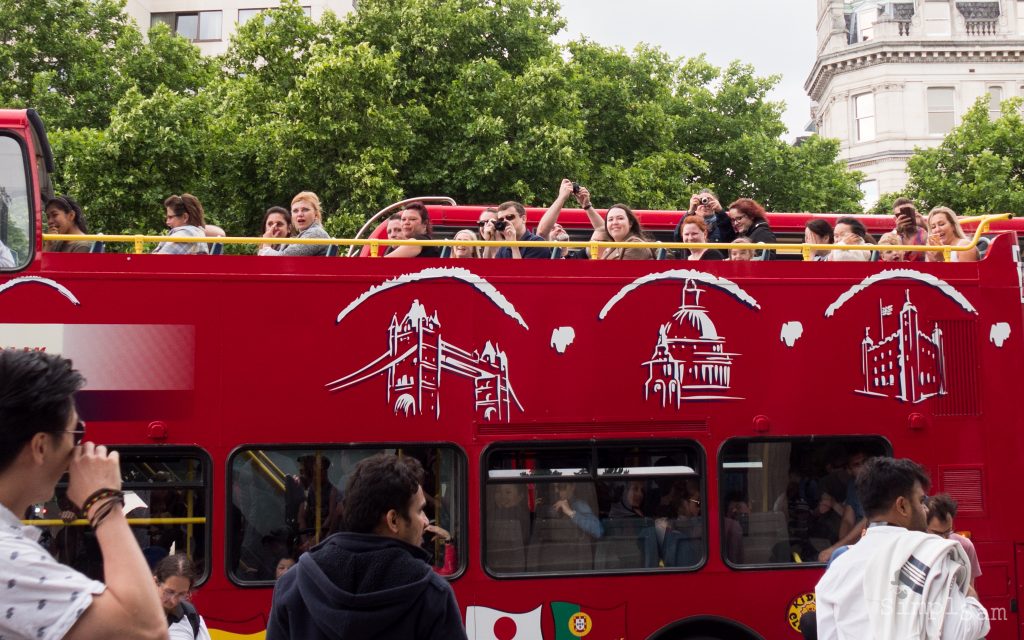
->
[494, 201, 550, 260]
[892, 197, 927, 262]
[673, 189, 735, 246]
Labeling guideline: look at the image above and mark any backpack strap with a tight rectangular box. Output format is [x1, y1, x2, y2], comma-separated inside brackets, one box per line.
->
[180, 600, 201, 638]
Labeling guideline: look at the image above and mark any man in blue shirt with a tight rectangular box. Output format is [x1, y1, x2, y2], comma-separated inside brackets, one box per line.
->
[494, 201, 549, 259]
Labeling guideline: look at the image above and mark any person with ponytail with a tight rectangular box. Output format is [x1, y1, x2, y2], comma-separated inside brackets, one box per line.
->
[154, 194, 209, 255]
[154, 554, 212, 639]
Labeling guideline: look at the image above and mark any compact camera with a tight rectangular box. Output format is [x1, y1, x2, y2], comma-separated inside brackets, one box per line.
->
[699, 196, 711, 205]
[494, 220, 508, 232]
[572, 182, 581, 195]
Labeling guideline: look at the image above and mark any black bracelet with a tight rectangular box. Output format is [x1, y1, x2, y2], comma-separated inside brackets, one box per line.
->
[88, 496, 124, 530]
[79, 488, 123, 517]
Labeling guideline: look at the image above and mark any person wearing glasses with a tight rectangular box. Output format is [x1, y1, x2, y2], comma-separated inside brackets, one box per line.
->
[494, 201, 550, 259]
[0, 350, 166, 640]
[474, 208, 500, 259]
[154, 194, 209, 255]
[155, 554, 211, 640]
[927, 494, 981, 588]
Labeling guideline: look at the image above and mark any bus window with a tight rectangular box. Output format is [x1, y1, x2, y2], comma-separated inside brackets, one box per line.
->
[484, 442, 704, 576]
[0, 135, 32, 269]
[28, 448, 209, 583]
[719, 437, 888, 567]
[228, 445, 464, 584]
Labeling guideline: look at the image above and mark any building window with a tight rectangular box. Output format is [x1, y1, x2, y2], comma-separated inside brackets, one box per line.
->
[1018, 2, 1024, 35]
[988, 86, 1003, 120]
[923, 0, 952, 36]
[857, 7, 876, 40]
[927, 87, 956, 134]
[151, 11, 222, 41]
[238, 6, 312, 25]
[860, 179, 880, 210]
[854, 93, 875, 142]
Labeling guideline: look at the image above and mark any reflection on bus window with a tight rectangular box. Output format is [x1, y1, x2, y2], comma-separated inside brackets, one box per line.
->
[0, 136, 32, 269]
[485, 443, 704, 575]
[719, 437, 887, 566]
[228, 445, 463, 583]
[28, 449, 208, 583]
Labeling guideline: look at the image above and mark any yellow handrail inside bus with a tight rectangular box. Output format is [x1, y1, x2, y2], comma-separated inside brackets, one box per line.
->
[244, 450, 287, 493]
[25, 516, 207, 527]
[41, 213, 1013, 257]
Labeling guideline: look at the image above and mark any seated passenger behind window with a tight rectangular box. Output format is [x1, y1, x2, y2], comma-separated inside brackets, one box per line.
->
[677, 215, 725, 261]
[925, 206, 978, 262]
[828, 217, 874, 262]
[45, 195, 92, 253]
[609, 480, 648, 519]
[729, 236, 754, 261]
[259, 191, 331, 256]
[384, 202, 440, 258]
[877, 232, 905, 262]
[154, 193, 209, 255]
[723, 492, 750, 564]
[529, 481, 601, 571]
[727, 198, 775, 258]
[486, 484, 530, 572]
[659, 480, 702, 567]
[804, 219, 834, 262]
[261, 206, 292, 254]
[452, 229, 480, 258]
[808, 472, 855, 550]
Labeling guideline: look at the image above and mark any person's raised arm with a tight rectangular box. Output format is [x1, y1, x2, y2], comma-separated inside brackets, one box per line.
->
[577, 188, 604, 231]
[64, 443, 167, 640]
[536, 179, 574, 239]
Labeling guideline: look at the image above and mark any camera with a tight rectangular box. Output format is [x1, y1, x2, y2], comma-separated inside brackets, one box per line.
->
[494, 220, 508, 232]
[572, 182, 581, 195]
[699, 196, 711, 206]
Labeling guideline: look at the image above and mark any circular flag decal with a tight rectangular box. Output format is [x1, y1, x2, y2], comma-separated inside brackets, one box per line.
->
[568, 611, 593, 637]
[787, 592, 816, 633]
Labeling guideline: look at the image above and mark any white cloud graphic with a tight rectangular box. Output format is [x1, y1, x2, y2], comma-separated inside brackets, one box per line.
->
[780, 321, 803, 347]
[550, 327, 575, 354]
[990, 322, 1011, 348]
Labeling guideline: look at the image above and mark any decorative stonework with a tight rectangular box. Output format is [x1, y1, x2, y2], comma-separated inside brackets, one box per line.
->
[956, 1, 1000, 20]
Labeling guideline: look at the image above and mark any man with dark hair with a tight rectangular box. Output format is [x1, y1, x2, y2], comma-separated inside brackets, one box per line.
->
[816, 457, 988, 639]
[928, 493, 982, 587]
[892, 197, 928, 261]
[0, 350, 166, 640]
[494, 201, 549, 259]
[267, 453, 467, 640]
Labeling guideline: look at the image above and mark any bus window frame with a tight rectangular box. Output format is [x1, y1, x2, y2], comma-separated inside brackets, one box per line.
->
[481, 439, 708, 580]
[225, 442, 468, 588]
[0, 131, 35, 272]
[50, 444, 212, 586]
[717, 435, 892, 571]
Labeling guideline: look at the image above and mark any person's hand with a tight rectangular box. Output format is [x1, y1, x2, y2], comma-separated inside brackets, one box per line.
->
[501, 224, 517, 242]
[576, 187, 591, 209]
[817, 547, 834, 563]
[425, 523, 451, 543]
[689, 194, 701, 210]
[553, 499, 573, 517]
[558, 178, 574, 201]
[66, 442, 122, 513]
[926, 232, 943, 247]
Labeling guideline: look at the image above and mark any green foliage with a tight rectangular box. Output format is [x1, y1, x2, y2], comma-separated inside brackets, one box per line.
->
[30, 0, 865, 240]
[904, 96, 1024, 216]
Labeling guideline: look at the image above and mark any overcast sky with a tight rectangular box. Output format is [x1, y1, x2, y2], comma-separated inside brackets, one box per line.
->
[555, 0, 817, 141]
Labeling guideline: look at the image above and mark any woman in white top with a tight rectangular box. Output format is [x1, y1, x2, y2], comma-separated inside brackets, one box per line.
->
[154, 554, 212, 640]
[925, 206, 978, 262]
[828, 217, 873, 262]
[154, 194, 209, 255]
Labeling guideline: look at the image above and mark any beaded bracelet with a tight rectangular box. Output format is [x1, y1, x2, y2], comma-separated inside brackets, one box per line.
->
[88, 496, 125, 530]
[80, 488, 124, 518]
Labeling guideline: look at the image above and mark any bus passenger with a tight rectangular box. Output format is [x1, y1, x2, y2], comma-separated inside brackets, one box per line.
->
[275, 556, 296, 580]
[809, 472, 855, 550]
[261, 206, 292, 253]
[260, 192, 331, 256]
[576, 188, 653, 260]
[609, 480, 648, 519]
[673, 189, 735, 245]
[154, 554, 212, 640]
[877, 232, 905, 262]
[661, 480, 702, 567]
[486, 484, 529, 572]
[494, 201, 549, 259]
[804, 219, 833, 261]
[384, 202, 440, 258]
[476, 207, 499, 259]
[729, 236, 754, 261]
[677, 215, 725, 261]
[155, 194, 209, 255]
[45, 195, 92, 253]
[600, 481, 657, 569]
[828, 217, 873, 262]
[385, 213, 403, 240]
[892, 198, 928, 262]
[727, 198, 775, 258]
[451, 229, 480, 258]
[926, 206, 978, 262]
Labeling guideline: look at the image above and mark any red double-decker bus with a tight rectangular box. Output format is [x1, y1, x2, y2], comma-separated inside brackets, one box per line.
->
[3, 108, 1024, 639]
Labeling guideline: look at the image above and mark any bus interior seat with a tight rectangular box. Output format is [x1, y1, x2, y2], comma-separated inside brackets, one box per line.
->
[656, 247, 668, 260]
[90, 241, 105, 253]
[209, 243, 223, 255]
[550, 247, 561, 259]
[976, 235, 992, 260]
[740, 511, 788, 564]
[594, 518, 658, 570]
[526, 484, 599, 572]
[439, 246, 452, 259]
[485, 486, 530, 573]
[325, 244, 339, 257]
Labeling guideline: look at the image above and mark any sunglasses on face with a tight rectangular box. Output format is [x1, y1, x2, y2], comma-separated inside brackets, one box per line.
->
[476, 221, 491, 228]
[66, 419, 86, 446]
[500, 213, 517, 222]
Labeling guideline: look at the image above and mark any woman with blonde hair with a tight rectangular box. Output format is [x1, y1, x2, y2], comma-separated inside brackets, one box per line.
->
[925, 206, 978, 262]
[260, 191, 331, 256]
[451, 229, 480, 258]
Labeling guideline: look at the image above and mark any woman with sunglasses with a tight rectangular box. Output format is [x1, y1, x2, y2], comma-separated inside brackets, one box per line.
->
[475, 208, 500, 258]
[154, 554, 212, 640]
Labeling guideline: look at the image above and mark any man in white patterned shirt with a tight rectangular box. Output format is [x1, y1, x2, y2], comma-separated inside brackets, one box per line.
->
[0, 350, 166, 640]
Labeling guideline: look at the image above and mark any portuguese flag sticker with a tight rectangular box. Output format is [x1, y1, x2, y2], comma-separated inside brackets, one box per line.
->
[550, 602, 626, 640]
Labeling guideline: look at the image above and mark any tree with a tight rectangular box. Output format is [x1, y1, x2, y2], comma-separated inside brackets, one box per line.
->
[904, 96, 1024, 215]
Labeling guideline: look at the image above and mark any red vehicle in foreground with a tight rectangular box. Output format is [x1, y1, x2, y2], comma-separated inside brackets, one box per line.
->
[3, 108, 1024, 639]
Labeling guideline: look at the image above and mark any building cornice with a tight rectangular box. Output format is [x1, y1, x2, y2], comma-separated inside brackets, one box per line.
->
[806, 40, 1024, 102]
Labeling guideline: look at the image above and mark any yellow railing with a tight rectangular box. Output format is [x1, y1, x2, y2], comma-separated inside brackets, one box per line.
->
[41, 213, 1013, 260]
[24, 516, 206, 527]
